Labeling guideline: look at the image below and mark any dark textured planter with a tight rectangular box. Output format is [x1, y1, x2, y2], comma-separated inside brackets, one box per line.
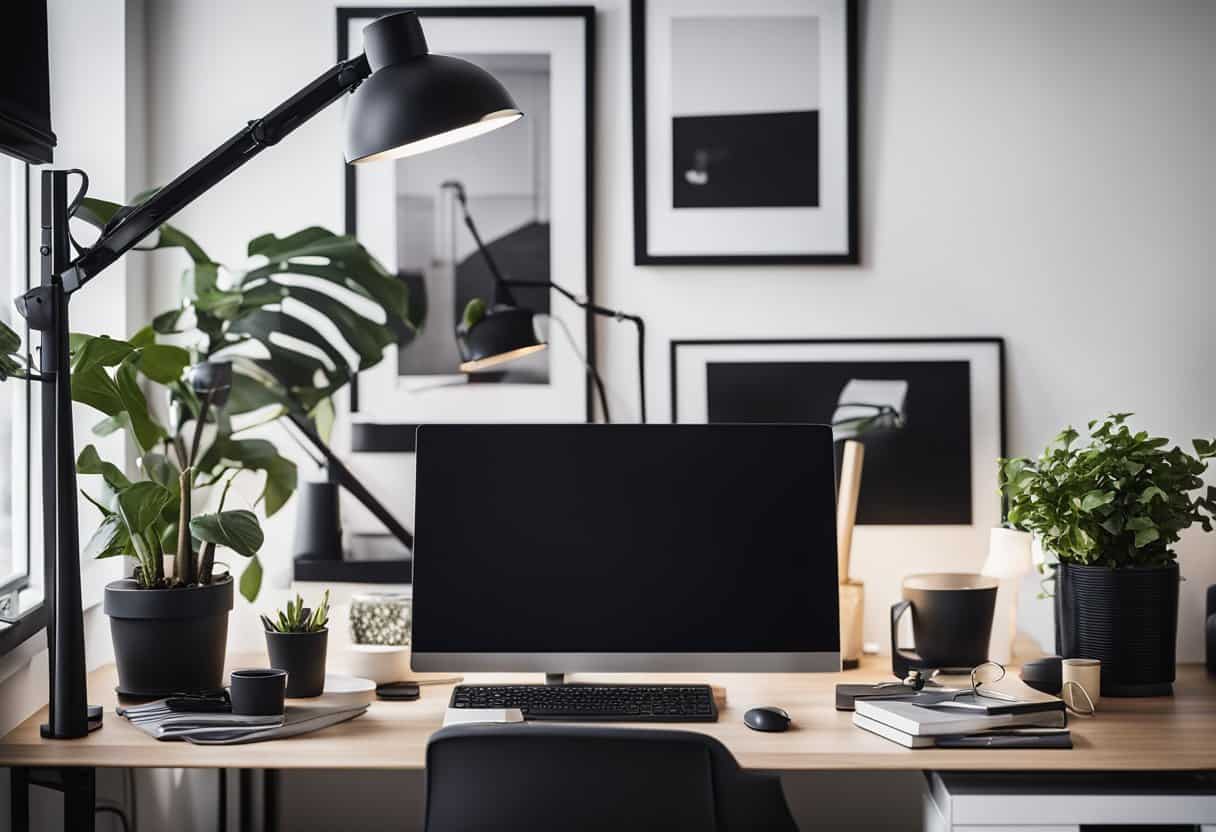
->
[1054, 562, 1179, 697]
[104, 577, 233, 698]
[265, 629, 328, 698]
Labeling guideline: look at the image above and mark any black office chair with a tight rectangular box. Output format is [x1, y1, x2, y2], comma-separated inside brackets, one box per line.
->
[423, 723, 799, 831]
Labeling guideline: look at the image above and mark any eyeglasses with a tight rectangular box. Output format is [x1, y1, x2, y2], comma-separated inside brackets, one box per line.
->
[947, 661, 1019, 704]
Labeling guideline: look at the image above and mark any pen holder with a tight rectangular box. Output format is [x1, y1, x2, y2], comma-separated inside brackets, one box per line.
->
[230, 669, 287, 716]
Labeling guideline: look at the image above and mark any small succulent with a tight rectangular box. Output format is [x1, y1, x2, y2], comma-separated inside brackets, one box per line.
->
[262, 590, 330, 634]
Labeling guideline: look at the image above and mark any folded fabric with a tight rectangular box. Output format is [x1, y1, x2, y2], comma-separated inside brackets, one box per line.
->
[119, 702, 367, 745]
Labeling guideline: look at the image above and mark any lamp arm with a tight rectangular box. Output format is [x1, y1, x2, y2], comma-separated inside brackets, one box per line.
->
[284, 411, 414, 551]
[444, 180, 520, 307]
[503, 278, 648, 424]
[61, 54, 372, 294]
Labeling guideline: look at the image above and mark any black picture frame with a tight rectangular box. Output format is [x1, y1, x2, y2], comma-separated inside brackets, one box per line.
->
[670, 337, 1006, 527]
[338, 6, 597, 421]
[631, 0, 860, 266]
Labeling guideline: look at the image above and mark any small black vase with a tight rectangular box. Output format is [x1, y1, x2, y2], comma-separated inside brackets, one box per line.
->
[1054, 562, 1179, 696]
[265, 629, 328, 698]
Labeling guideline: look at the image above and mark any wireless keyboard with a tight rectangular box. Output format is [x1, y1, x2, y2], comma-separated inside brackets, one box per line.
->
[448, 683, 718, 722]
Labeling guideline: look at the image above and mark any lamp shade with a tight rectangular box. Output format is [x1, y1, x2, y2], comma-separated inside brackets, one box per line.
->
[457, 305, 547, 373]
[345, 11, 523, 164]
[981, 527, 1034, 580]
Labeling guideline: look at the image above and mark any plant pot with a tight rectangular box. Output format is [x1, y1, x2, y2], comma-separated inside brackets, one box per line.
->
[265, 629, 328, 698]
[1054, 562, 1179, 697]
[104, 576, 233, 698]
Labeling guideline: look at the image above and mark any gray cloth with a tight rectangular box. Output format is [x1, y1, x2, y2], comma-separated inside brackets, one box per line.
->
[118, 701, 367, 745]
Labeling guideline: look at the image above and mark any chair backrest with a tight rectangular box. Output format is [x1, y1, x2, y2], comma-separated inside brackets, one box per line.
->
[424, 723, 799, 832]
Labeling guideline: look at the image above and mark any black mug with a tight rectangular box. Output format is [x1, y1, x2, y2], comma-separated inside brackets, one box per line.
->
[229, 668, 287, 716]
[890, 573, 998, 677]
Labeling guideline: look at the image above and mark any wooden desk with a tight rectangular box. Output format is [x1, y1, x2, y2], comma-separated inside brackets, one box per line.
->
[2, 657, 1215, 773]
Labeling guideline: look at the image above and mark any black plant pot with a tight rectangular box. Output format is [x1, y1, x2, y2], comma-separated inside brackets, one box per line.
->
[265, 629, 328, 698]
[1054, 562, 1179, 697]
[105, 577, 233, 698]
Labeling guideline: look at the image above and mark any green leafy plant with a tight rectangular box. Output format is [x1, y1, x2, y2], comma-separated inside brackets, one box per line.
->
[1000, 413, 1216, 568]
[0, 189, 414, 601]
[261, 590, 330, 633]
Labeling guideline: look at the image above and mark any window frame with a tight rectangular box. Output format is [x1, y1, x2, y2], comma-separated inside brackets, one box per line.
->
[0, 161, 45, 657]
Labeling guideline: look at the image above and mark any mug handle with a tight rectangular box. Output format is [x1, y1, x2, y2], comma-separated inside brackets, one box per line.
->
[890, 600, 918, 677]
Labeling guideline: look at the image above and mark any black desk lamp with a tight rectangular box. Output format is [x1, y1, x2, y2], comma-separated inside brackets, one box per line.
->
[447, 183, 648, 423]
[14, 10, 521, 739]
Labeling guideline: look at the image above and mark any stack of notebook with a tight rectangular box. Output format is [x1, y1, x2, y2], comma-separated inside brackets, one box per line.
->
[852, 689, 1071, 749]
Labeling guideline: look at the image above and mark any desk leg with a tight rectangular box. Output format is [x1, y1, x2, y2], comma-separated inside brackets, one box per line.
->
[264, 769, 280, 832]
[239, 769, 254, 832]
[62, 767, 96, 832]
[10, 767, 30, 832]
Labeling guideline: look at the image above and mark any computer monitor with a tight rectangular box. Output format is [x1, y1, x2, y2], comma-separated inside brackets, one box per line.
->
[411, 423, 840, 674]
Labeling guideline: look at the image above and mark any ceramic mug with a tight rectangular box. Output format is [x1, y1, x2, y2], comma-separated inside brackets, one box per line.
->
[1062, 658, 1101, 713]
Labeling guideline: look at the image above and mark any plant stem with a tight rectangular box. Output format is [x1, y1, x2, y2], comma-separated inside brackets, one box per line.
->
[174, 467, 194, 585]
[198, 541, 216, 584]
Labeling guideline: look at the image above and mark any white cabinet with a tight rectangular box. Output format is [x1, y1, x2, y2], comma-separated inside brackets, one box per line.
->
[923, 771, 1216, 832]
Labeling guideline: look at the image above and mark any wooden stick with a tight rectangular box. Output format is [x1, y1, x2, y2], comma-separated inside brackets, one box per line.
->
[836, 440, 864, 584]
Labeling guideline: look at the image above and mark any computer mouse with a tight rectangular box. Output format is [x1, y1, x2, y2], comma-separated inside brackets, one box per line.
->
[743, 706, 791, 733]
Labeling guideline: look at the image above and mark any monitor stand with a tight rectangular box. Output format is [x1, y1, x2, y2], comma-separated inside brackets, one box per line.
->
[545, 673, 567, 686]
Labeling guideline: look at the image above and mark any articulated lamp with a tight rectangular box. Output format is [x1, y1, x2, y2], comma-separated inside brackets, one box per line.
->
[448, 182, 649, 423]
[15, 10, 520, 739]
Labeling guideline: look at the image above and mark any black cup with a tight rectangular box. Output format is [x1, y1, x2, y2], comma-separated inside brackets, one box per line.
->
[229, 668, 287, 716]
[891, 573, 998, 677]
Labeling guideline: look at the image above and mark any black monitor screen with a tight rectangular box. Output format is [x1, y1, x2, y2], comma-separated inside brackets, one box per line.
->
[411, 424, 839, 660]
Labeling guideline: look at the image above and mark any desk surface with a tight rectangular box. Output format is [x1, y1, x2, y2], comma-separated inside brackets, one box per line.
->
[1, 657, 1213, 772]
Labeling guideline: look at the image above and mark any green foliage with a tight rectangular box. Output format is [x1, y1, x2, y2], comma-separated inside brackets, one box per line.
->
[5, 193, 408, 602]
[0, 319, 23, 380]
[1000, 413, 1216, 568]
[261, 590, 330, 634]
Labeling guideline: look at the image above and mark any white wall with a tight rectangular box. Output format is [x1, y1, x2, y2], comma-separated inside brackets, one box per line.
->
[143, 0, 1216, 665]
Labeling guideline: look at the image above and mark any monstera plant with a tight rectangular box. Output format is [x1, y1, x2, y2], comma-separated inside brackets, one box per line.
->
[65, 195, 415, 600]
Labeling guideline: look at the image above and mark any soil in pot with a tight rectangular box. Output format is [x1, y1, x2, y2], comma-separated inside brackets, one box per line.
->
[1054, 562, 1179, 697]
[104, 576, 234, 698]
[265, 629, 328, 698]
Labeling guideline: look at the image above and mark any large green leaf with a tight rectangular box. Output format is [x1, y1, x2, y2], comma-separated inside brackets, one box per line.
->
[115, 358, 165, 451]
[229, 310, 350, 383]
[189, 509, 264, 558]
[116, 481, 173, 537]
[77, 444, 132, 491]
[244, 228, 406, 318]
[226, 370, 289, 415]
[71, 335, 134, 374]
[272, 283, 397, 369]
[197, 437, 298, 517]
[83, 513, 130, 560]
[239, 556, 263, 603]
[71, 365, 125, 416]
[136, 344, 191, 384]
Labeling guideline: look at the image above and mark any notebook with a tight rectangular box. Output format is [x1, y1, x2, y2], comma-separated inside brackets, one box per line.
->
[854, 713, 1072, 749]
[854, 698, 1067, 737]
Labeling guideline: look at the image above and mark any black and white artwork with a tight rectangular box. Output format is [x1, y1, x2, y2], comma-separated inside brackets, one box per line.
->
[341, 8, 594, 423]
[632, 0, 857, 265]
[671, 339, 1005, 527]
[670, 16, 820, 210]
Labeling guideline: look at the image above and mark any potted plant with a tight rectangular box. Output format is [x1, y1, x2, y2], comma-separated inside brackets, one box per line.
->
[263, 591, 331, 698]
[1000, 413, 1216, 696]
[1, 194, 414, 697]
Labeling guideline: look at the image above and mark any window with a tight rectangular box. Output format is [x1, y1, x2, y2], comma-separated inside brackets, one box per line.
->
[0, 157, 41, 655]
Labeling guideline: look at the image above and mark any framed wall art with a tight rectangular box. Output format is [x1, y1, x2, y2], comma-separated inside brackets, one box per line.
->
[670, 338, 1006, 527]
[339, 6, 596, 425]
[631, 0, 858, 265]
